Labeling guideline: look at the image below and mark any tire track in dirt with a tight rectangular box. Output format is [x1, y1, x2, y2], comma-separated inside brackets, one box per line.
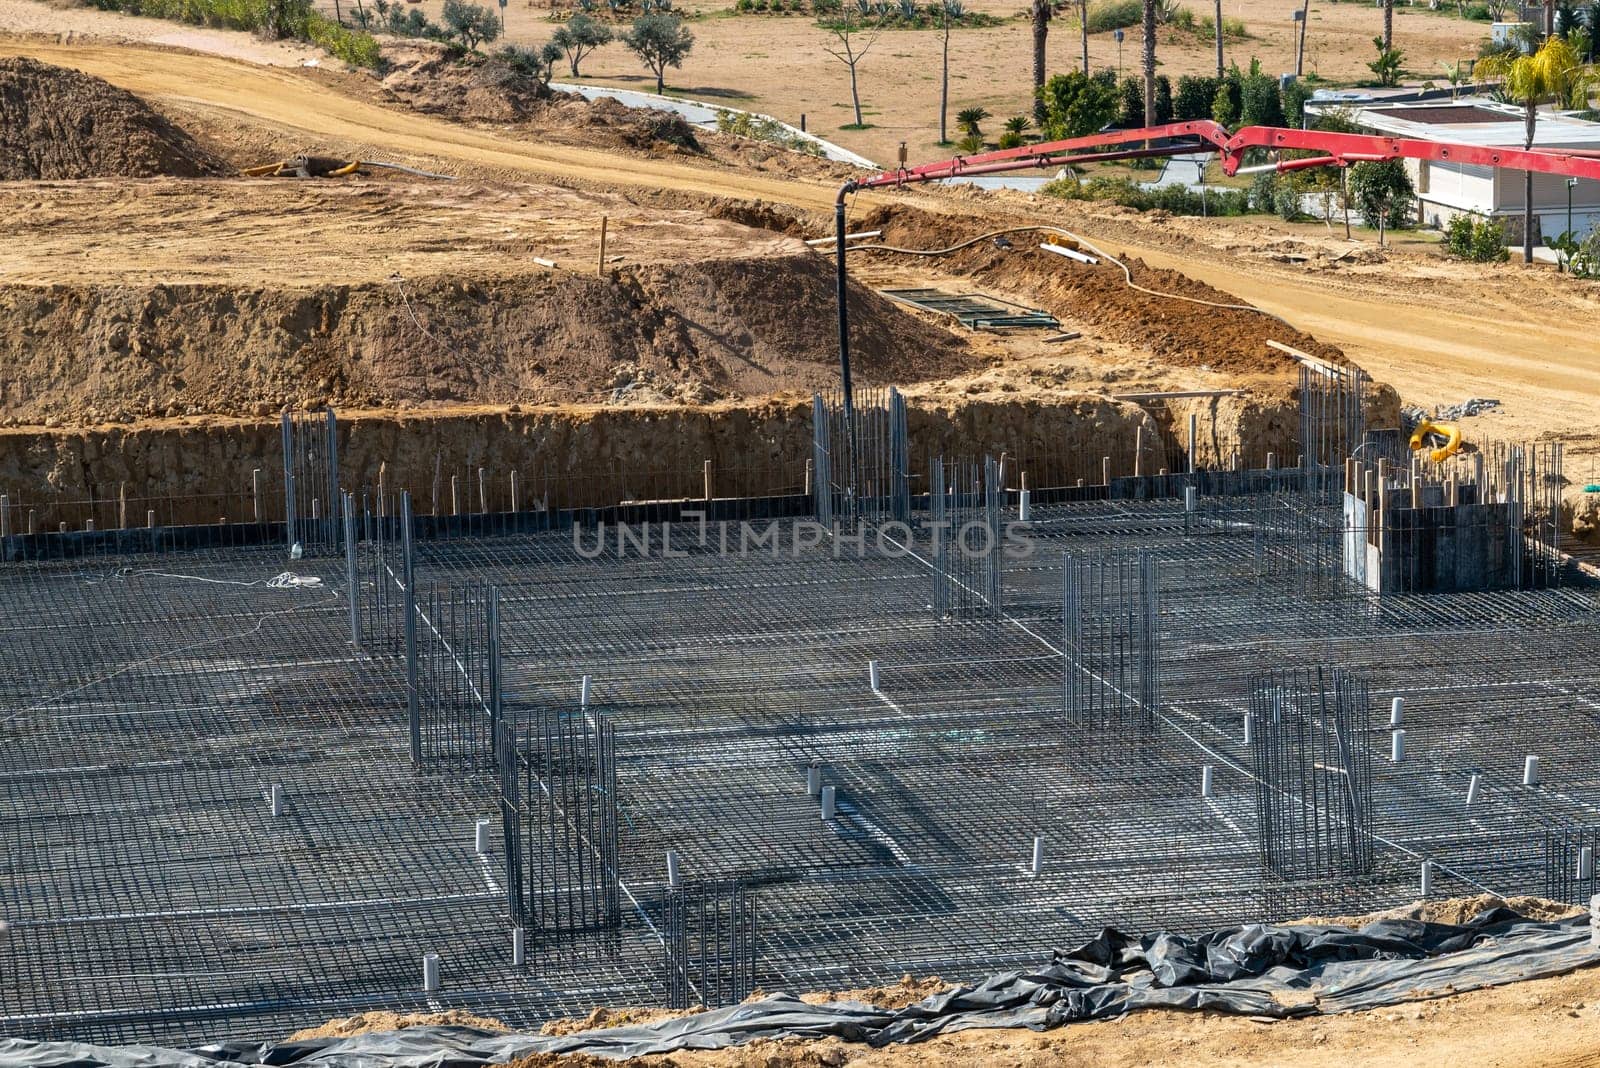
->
[0, 39, 845, 208]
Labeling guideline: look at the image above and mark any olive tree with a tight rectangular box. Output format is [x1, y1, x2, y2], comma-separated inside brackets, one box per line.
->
[623, 12, 695, 95]
[552, 13, 614, 77]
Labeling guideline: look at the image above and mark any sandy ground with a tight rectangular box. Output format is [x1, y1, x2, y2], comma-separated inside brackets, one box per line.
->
[2, 34, 1595, 478]
[648, 961, 1600, 1068]
[289, 947, 1600, 1068]
[0, 0, 319, 63]
[652, 960, 1600, 1068]
[249, 900, 1600, 1067]
[0, 37, 848, 204]
[0, 178, 803, 284]
[8, 0, 1495, 166]
[997, 200, 1600, 484]
[349, 0, 1489, 166]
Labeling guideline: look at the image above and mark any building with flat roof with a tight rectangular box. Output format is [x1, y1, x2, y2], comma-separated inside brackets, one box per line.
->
[1304, 95, 1600, 244]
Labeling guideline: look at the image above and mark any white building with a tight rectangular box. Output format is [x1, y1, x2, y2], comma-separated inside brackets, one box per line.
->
[1306, 96, 1600, 243]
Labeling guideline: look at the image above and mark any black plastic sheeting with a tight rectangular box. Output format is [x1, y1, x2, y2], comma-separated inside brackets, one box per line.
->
[7, 909, 1596, 1067]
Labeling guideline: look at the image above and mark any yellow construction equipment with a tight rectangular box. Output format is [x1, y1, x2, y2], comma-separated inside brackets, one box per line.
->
[242, 156, 361, 179]
[1409, 418, 1463, 464]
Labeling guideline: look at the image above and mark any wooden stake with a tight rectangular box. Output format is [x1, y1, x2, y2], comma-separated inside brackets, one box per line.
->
[598, 215, 608, 277]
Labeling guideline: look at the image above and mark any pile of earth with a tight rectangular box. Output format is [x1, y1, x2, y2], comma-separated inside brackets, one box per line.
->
[379, 43, 701, 152]
[0, 55, 229, 179]
[0, 254, 977, 421]
[853, 204, 1347, 378]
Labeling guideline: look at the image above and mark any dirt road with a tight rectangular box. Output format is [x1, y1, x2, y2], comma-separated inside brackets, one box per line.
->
[4, 37, 1597, 477]
[1121, 243, 1600, 453]
[0, 39, 847, 209]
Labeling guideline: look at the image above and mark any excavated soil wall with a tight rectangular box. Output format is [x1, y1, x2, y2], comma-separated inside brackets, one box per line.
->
[0, 392, 1349, 529]
[0, 257, 974, 423]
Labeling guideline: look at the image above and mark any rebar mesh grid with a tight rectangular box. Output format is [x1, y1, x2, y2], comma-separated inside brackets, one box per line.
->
[3, 486, 1599, 1050]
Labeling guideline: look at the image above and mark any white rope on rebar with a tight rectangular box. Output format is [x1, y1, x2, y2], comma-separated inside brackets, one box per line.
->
[0, 590, 341, 729]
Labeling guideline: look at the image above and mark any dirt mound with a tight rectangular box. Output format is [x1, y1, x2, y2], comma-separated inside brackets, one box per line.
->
[379, 43, 700, 152]
[817, 974, 952, 1010]
[0, 255, 974, 422]
[854, 204, 1345, 378]
[1290, 894, 1587, 927]
[695, 196, 818, 239]
[288, 1009, 508, 1041]
[0, 55, 227, 179]
[540, 1005, 689, 1036]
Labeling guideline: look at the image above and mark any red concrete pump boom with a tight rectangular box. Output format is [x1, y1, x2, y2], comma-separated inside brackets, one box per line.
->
[845, 120, 1600, 190]
[827, 121, 1600, 413]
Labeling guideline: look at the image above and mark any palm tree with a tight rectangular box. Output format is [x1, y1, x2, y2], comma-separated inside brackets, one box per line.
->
[1141, 0, 1157, 134]
[1382, 0, 1393, 51]
[938, 0, 964, 144]
[1478, 37, 1594, 262]
[1213, 0, 1223, 75]
[1031, 0, 1052, 126]
[1079, 0, 1090, 73]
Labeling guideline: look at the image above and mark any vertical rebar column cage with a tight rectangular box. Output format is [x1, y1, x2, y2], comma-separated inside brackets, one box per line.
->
[811, 388, 910, 529]
[504, 706, 622, 935]
[1299, 364, 1367, 476]
[497, 719, 525, 921]
[1248, 667, 1376, 886]
[280, 406, 341, 553]
[1062, 551, 1160, 737]
[929, 456, 1003, 619]
[811, 393, 833, 528]
[1541, 819, 1600, 905]
[409, 583, 501, 768]
[661, 881, 759, 1010]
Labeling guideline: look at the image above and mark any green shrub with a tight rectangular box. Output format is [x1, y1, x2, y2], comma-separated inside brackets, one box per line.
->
[1447, 214, 1509, 261]
[1464, 2, 1491, 17]
[71, 0, 385, 66]
[1212, 65, 1243, 127]
[1114, 74, 1172, 127]
[997, 130, 1025, 148]
[715, 110, 824, 154]
[1368, 36, 1404, 87]
[1084, 0, 1141, 32]
[1281, 78, 1312, 126]
[1154, 74, 1172, 123]
[1239, 70, 1284, 126]
[1191, 11, 1248, 37]
[1117, 75, 1144, 126]
[1249, 170, 1305, 219]
[1042, 173, 1254, 216]
[306, 13, 382, 67]
[1174, 74, 1219, 120]
[1349, 159, 1415, 228]
[1036, 70, 1120, 140]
